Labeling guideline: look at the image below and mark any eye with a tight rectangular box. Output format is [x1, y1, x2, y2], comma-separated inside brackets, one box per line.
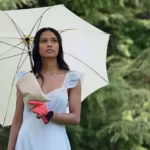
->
[40, 39, 47, 43]
[52, 39, 58, 43]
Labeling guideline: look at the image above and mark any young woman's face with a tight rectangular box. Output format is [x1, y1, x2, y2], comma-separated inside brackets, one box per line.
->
[39, 30, 59, 58]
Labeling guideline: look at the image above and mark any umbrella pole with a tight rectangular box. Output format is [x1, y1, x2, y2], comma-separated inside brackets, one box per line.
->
[26, 38, 34, 72]
[28, 50, 34, 72]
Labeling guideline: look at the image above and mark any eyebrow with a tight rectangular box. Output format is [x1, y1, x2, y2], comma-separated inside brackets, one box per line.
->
[40, 37, 57, 40]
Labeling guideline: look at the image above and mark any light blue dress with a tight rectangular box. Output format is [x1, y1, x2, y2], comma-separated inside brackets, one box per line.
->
[15, 71, 83, 150]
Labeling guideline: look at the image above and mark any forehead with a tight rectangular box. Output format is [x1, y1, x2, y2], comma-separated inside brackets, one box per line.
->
[40, 30, 57, 38]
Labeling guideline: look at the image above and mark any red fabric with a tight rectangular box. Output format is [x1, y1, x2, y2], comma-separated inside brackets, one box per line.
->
[29, 100, 49, 116]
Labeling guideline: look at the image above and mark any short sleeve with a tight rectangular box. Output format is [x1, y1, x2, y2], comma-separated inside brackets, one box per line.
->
[16, 71, 30, 80]
[64, 71, 85, 89]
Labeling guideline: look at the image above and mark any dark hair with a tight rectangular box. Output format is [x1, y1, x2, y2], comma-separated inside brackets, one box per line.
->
[32, 27, 70, 80]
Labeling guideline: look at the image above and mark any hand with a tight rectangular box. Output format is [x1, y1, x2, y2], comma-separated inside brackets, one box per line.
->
[28, 100, 49, 116]
[36, 114, 42, 119]
[29, 100, 53, 124]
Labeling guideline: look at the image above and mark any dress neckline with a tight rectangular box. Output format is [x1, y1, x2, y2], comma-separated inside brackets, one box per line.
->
[39, 71, 70, 95]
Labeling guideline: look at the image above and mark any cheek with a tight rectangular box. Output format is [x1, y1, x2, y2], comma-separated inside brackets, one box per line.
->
[55, 45, 59, 54]
[39, 44, 45, 54]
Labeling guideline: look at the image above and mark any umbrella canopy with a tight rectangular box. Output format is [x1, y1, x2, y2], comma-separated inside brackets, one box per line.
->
[0, 4, 110, 126]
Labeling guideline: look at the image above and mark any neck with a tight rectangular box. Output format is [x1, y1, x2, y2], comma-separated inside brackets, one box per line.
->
[41, 57, 59, 74]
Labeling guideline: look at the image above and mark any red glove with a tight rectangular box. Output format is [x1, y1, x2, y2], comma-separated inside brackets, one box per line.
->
[29, 100, 54, 124]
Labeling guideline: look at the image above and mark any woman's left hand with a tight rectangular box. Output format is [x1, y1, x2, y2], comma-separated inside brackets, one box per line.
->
[36, 114, 42, 119]
[28, 100, 49, 116]
[28, 100, 54, 124]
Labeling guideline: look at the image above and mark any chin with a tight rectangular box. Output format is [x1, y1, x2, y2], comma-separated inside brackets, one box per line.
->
[41, 55, 57, 58]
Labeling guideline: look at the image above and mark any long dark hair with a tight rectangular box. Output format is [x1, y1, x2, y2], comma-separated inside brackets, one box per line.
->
[32, 27, 70, 80]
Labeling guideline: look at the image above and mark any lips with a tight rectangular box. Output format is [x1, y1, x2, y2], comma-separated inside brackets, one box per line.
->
[45, 49, 54, 53]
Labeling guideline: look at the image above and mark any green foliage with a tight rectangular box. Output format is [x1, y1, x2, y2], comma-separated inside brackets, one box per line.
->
[0, 125, 10, 150]
[68, 49, 150, 150]
[0, 0, 36, 10]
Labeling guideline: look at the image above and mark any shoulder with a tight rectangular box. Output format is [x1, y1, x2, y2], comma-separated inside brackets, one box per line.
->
[67, 70, 84, 78]
[16, 71, 29, 79]
[64, 70, 85, 89]
[16, 70, 33, 80]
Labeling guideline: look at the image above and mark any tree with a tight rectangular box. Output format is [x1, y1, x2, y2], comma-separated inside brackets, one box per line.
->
[0, 0, 36, 10]
[67, 48, 150, 150]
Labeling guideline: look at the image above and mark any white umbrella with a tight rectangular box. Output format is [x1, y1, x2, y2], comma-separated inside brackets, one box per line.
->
[0, 4, 110, 126]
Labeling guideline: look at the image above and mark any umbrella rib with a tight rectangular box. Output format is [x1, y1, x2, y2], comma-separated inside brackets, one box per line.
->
[0, 37, 22, 40]
[16, 42, 29, 72]
[65, 52, 109, 83]
[35, 7, 51, 33]
[16, 43, 27, 71]
[29, 15, 43, 48]
[36, 16, 43, 34]
[28, 16, 42, 37]
[3, 44, 27, 126]
[28, 7, 52, 37]
[0, 41, 25, 57]
[61, 28, 110, 35]
[0, 40, 27, 51]
[17, 54, 28, 72]
[5, 13, 26, 39]
[59, 28, 76, 34]
[12, 21, 25, 39]
[0, 52, 28, 60]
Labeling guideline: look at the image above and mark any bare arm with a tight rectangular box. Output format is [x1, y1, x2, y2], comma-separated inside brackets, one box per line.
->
[51, 80, 81, 126]
[7, 88, 24, 150]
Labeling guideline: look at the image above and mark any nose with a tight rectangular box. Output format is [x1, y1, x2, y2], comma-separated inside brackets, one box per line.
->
[47, 40, 52, 47]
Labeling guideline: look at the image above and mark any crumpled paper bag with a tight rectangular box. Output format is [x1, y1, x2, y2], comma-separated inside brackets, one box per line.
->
[16, 72, 49, 110]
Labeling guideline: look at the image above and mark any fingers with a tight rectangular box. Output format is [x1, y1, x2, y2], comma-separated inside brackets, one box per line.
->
[32, 107, 45, 116]
[36, 114, 42, 119]
[33, 107, 42, 113]
[29, 100, 44, 106]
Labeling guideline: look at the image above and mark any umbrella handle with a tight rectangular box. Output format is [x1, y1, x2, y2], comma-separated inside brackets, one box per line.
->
[28, 51, 34, 71]
[26, 38, 34, 71]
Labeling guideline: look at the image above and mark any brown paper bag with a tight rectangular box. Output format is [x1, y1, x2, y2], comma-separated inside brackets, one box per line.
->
[16, 72, 49, 110]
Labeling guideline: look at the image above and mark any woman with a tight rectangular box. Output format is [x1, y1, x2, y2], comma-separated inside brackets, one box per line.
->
[7, 27, 82, 150]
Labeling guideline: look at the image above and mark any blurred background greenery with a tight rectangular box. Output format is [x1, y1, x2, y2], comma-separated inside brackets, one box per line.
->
[0, 0, 150, 150]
